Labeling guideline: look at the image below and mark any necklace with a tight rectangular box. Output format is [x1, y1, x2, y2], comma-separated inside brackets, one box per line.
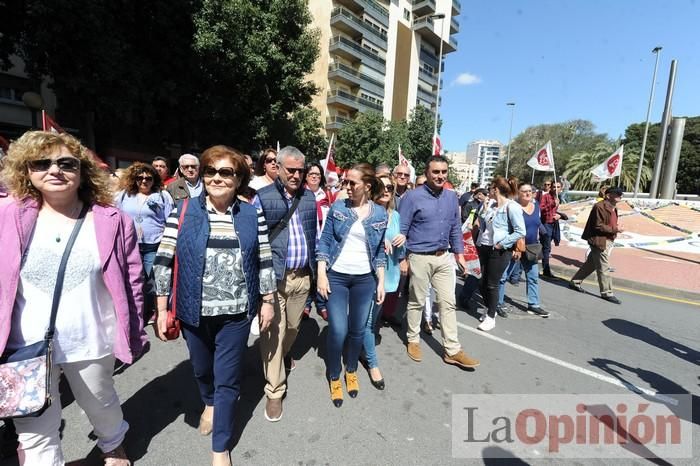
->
[54, 203, 83, 243]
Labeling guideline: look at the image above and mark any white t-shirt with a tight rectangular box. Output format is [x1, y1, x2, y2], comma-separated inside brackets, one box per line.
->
[7, 214, 117, 364]
[331, 219, 372, 274]
[477, 201, 497, 247]
[249, 176, 273, 191]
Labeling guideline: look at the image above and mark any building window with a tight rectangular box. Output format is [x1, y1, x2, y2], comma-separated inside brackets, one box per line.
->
[403, 9, 410, 21]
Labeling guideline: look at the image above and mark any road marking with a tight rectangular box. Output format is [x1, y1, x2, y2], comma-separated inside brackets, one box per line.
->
[642, 257, 681, 263]
[456, 321, 679, 406]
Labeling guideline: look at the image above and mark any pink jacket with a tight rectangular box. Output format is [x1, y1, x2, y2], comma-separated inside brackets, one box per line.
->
[0, 197, 147, 364]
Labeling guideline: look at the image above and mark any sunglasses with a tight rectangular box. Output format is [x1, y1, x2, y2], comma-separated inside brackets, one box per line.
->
[283, 166, 305, 175]
[137, 175, 154, 182]
[307, 172, 321, 177]
[383, 184, 394, 193]
[27, 157, 81, 173]
[265, 157, 277, 164]
[202, 166, 239, 179]
[181, 164, 199, 170]
[395, 173, 410, 178]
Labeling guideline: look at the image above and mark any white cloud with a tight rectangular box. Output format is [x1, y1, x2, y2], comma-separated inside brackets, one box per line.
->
[453, 72, 482, 86]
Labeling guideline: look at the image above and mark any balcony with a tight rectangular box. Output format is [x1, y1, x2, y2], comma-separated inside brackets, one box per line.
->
[413, 16, 442, 49]
[330, 7, 387, 48]
[335, 0, 390, 26]
[329, 36, 386, 68]
[418, 68, 438, 87]
[452, 0, 461, 14]
[327, 89, 383, 113]
[412, 0, 435, 17]
[446, 35, 458, 53]
[328, 63, 363, 88]
[326, 115, 351, 130]
[450, 16, 460, 34]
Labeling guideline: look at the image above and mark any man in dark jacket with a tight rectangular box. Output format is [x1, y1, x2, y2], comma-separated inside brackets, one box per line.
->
[166, 153, 202, 201]
[253, 146, 317, 422]
[569, 187, 624, 304]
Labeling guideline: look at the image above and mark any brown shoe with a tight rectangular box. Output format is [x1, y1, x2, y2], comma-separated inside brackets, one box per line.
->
[407, 342, 422, 362]
[102, 444, 131, 466]
[443, 350, 480, 369]
[264, 397, 283, 422]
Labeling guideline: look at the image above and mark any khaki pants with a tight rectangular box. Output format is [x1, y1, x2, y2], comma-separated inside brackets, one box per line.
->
[407, 253, 461, 356]
[572, 240, 614, 296]
[259, 268, 311, 399]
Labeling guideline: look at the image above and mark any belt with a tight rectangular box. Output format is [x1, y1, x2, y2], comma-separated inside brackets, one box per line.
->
[410, 249, 448, 257]
[286, 265, 311, 274]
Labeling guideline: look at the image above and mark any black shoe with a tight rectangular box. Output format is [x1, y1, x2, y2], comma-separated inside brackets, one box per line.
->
[284, 355, 296, 372]
[527, 306, 550, 318]
[602, 295, 622, 305]
[370, 377, 385, 390]
[542, 269, 555, 278]
[568, 281, 585, 293]
[496, 305, 508, 318]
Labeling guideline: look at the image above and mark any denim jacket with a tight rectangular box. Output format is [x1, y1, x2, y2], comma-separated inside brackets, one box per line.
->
[316, 199, 388, 274]
[479, 199, 526, 249]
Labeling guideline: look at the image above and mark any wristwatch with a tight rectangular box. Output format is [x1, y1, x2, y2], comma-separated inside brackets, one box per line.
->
[262, 299, 275, 305]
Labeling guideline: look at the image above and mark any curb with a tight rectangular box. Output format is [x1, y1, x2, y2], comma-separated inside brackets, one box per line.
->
[548, 263, 700, 304]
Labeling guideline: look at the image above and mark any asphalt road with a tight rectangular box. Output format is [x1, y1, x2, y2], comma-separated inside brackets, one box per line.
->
[2, 275, 698, 465]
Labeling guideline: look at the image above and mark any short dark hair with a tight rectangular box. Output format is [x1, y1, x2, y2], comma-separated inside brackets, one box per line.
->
[425, 155, 449, 172]
[605, 186, 623, 197]
[153, 155, 168, 164]
[305, 161, 326, 188]
[200, 145, 251, 191]
[470, 182, 479, 190]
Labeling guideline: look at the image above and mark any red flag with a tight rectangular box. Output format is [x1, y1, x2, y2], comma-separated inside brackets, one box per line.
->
[398, 144, 409, 167]
[321, 133, 339, 184]
[526, 141, 555, 172]
[0, 134, 9, 156]
[41, 111, 110, 170]
[433, 133, 442, 156]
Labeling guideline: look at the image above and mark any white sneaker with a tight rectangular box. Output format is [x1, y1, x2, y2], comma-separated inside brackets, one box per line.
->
[250, 314, 260, 336]
[477, 316, 496, 332]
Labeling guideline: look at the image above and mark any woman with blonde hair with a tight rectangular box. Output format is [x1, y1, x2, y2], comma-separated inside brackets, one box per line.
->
[0, 131, 146, 465]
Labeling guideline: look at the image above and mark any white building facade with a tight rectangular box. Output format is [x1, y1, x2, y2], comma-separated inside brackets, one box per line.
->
[467, 140, 503, 186]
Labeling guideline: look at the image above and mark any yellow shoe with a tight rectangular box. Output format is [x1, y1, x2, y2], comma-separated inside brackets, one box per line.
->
[330, 378, 343, 407]
[345, 371, 359, 398]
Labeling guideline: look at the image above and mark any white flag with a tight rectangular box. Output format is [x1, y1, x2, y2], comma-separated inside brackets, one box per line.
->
[590, 145, 623, 181]
[526, 141, 555, 172]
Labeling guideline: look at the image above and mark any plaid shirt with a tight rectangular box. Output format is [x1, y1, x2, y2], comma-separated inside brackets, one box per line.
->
[283, 190, 309, 270]
[537, 189, 559, 224]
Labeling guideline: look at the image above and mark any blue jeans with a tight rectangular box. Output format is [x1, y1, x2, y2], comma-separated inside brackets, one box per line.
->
[508, 259, 522, 283]
[498, 257, 541, 307]
[363, 300, 384, 369]
[325, 270, 376, 380]
[304, 290, 327, 315]
[539, 223, 554, 272]
[139, 243, 159, 319]
[182, 314, 250, 453]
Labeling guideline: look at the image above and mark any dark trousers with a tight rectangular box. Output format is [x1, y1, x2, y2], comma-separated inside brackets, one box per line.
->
[477, 246, 512, 318]
[138, 242, 159, 321]
[182, 313, 250, 453]
[326, 271, 376, 380]
[539, 223, 555, 272]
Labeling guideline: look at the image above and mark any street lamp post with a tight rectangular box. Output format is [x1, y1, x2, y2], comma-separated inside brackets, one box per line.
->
[505, 102, 515, 177]
[633, 46, 662, 198]
[430, 13, 446, 155]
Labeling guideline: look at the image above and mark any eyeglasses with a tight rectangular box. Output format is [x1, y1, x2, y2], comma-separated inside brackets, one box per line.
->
[202, 166, 239, 179]
[395, 172, 410, 178]
[137, 175, 154, 182]
[181, 164, 199, 170]
[383, 184, 394, 193]
[431, 170, 448, 175]
[27, 157, 81, 173]
[283, 166, 305, 175]
[265, 157, 277, 164]
[307, 172, 321, 177]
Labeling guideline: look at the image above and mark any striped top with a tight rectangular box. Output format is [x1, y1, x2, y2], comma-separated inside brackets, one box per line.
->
[153, 200, 276, 316]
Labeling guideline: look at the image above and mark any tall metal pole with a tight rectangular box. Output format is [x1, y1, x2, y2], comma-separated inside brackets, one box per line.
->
[659, 117, 685, 199]
[633, 46, 662, 198]
[648, 59, 677, 199]
[431, 13, 446, 155]
[505, 102, 515, 177]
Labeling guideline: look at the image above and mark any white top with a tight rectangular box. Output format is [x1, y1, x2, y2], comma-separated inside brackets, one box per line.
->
[477, 200, 497, 247]
[8, 214, 117, 364]
[249, 176, 273, 191]
[331, 219, 371, 275]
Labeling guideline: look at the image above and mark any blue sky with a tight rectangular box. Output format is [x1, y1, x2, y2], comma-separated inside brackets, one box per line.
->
[439, 0, 700, 152]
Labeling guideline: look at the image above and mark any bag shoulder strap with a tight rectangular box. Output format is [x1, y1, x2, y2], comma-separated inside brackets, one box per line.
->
[45, 204, 89, 340]
[269, 193, 302, 243]
[170, 197, 190, 302]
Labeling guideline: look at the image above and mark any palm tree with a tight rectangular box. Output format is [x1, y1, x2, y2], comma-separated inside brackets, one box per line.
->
[564, 142, 615, 190]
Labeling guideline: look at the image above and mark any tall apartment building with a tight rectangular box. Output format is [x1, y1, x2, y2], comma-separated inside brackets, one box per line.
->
[306, 0, 460, 133]
[445, 151, 478, 185]
[467, 140, 503, 186]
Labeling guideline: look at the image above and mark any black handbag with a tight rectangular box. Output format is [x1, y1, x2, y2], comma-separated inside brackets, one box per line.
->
[0, 205, 88, 419]
[524, 243, 543, 262]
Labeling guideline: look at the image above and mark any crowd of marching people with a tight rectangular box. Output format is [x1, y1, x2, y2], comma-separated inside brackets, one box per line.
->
[0, 130, 625, 465]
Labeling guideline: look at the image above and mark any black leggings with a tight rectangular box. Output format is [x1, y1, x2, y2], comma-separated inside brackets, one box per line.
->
[478, 245, 513, 318]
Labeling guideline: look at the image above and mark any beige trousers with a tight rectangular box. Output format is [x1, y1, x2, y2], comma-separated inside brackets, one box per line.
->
[407, 253, 461, 356]
[259, 268, 311, 399]
[572, 240, 614, 296]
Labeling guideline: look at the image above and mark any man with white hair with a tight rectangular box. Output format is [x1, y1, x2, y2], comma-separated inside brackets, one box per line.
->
[167, 153, 202, 201]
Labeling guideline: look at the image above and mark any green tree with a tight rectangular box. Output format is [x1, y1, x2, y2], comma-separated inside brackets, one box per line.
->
[407, 105, 440, 173]
[335, 111, 386, 168]
[1, 0, 319, 153]
[280, 107, 327, 162]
